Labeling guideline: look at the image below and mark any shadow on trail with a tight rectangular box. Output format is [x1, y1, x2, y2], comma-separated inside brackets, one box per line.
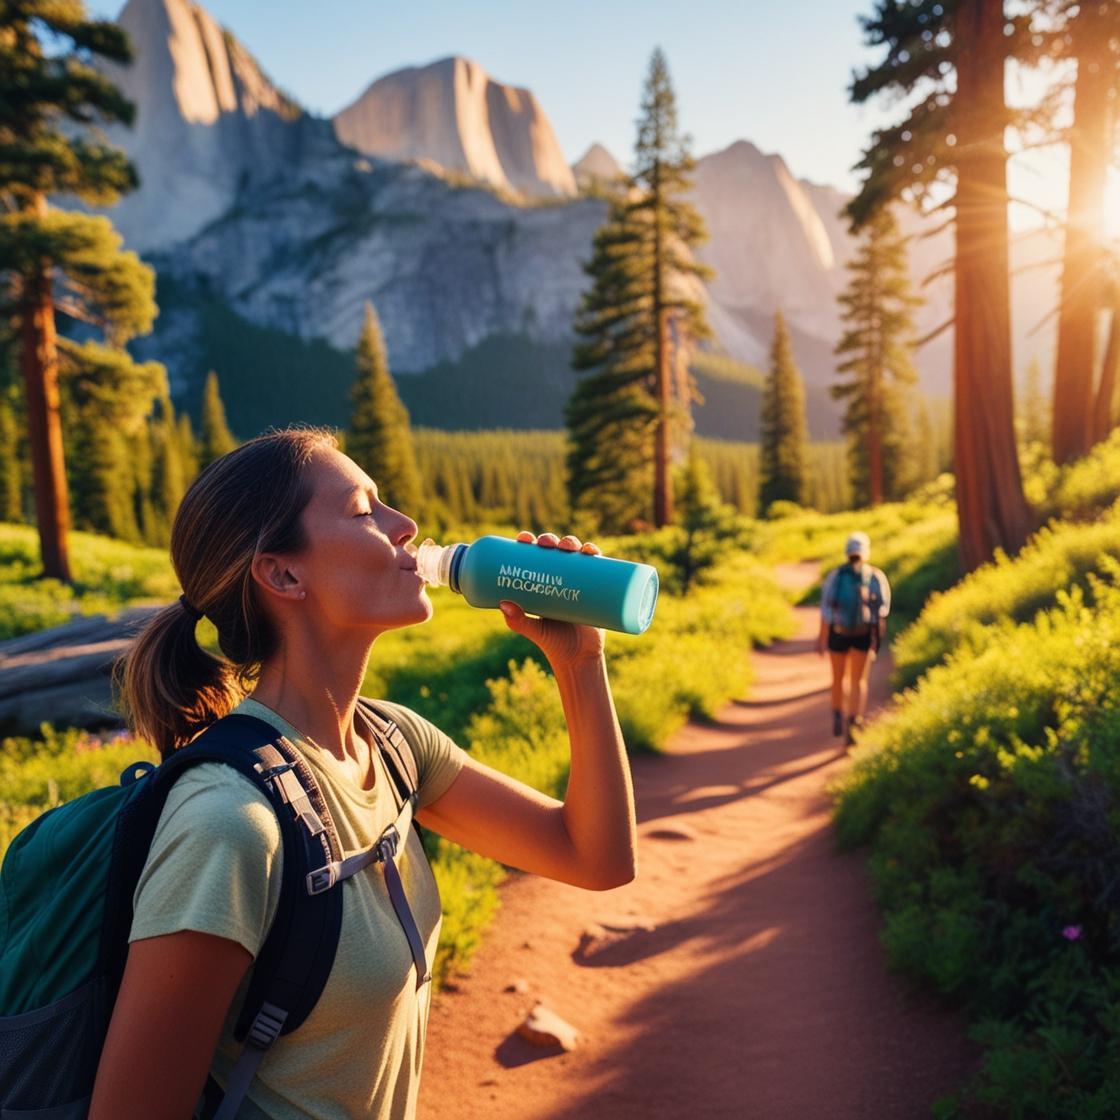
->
[543, 823, 977, 1120]
[494, 1032, 567, 1069]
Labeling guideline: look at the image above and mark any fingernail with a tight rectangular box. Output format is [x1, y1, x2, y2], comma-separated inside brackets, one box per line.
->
[499, 602, 514, 617]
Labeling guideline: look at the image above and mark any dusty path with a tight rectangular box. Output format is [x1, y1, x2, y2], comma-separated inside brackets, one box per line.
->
[419, 565, 974, 1119]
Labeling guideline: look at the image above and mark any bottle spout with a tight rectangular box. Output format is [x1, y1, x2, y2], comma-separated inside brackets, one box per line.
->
[415, 538, 459, 588]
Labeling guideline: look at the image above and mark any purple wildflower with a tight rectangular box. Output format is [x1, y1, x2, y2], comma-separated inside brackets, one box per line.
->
[1062, 925, 1082, 941]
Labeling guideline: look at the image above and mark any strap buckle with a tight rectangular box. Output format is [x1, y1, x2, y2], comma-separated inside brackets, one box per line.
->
[306, 862, 338, 896]
[376, 824, 401, 863]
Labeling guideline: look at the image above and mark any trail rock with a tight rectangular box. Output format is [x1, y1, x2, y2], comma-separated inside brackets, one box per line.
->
[516, 1003, 579, 1051]
[504, 978, 529, 994]
[644, 820, 699, 841]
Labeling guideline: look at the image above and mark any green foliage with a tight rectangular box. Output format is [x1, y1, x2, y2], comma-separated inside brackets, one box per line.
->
[198, 371, 237, 469]
[832, 207, 922, 504]
[0, 522, 180, 639]
[347, 303, 422, 513]
[895, 506, 1120, 687]
[833, 570, 1120, 1113]
[759, 311, 809, 509]
[1036, 427, 1120, 523]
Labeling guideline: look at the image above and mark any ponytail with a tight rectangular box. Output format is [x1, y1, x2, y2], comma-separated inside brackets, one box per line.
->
[112, 425, 338, 758]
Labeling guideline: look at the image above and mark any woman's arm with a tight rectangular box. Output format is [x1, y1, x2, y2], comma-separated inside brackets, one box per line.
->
[417, 532, 636, 891]
[89, 930, 252, 1120]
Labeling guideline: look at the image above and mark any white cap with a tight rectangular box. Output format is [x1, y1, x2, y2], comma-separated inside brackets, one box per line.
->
[845, 532, 870, 560]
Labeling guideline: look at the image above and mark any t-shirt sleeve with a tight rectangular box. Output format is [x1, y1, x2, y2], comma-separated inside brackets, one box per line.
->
[373, 700, 468, 809]
[129, 763, 284, 959]
[875, 568, 892, 617]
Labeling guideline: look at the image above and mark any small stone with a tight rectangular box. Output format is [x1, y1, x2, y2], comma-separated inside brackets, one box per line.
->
[505, 977, 529, 993]
[644, 820, 698, 841]
[595, 916, 657, 934]
[517, 1002, 580, 1051]
[521, 940, 533, 950]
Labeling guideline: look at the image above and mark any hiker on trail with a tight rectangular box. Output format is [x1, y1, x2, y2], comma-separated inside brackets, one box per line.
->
[815, 532, 891, 747]
[90, 428, 636, 1120]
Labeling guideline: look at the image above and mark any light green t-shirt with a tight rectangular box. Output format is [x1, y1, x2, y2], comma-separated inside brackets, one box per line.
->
[129, 697, 467, 1120]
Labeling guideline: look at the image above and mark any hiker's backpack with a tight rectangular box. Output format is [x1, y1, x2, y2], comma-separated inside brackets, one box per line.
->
[0, 697, 429, 1120]
[830, 562, 882, 635]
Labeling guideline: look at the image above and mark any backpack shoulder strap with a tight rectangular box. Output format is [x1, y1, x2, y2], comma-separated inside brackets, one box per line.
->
[356, 697, 420, 808]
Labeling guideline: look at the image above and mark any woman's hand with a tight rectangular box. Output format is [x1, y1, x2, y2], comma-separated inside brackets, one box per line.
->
[498, 531, 605, 666]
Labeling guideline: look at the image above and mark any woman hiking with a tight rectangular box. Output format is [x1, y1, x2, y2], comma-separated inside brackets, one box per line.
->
[815, 532, 891, 747]
[92, 427, 636, 1120]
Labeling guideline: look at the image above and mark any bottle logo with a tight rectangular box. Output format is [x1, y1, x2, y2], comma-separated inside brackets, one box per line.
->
[496, 564, 582, 601]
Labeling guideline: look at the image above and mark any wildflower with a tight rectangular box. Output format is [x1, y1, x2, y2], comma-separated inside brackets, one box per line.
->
[1062, 925, 1082, 942]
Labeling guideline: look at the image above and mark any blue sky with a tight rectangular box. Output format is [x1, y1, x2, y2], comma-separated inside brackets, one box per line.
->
[100, 0, 898, 193]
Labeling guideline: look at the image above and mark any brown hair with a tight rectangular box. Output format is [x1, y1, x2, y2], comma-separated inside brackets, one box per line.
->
[113, 425, 338, 758]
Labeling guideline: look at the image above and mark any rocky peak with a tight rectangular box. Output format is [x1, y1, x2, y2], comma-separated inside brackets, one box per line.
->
[332, 56, 576, 199]
[98, 0, 336, 251]
[572, 143, 625, 188]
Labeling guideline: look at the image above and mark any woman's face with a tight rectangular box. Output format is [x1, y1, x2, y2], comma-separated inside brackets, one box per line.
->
[282, 447, 430, 633]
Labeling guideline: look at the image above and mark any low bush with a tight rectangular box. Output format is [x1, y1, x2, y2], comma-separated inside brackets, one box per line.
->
[894, 504, 1120, 688]
[833, 570, 1120, 1116]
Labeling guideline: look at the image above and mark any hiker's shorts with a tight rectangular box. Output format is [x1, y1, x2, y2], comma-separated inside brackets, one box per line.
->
[828, 626, 872, 654]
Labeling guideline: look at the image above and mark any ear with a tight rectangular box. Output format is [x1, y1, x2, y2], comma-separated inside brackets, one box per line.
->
[250, 552, 304, 604]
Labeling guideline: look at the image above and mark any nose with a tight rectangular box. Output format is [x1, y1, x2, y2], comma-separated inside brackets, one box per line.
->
[393, 508, 418, 547]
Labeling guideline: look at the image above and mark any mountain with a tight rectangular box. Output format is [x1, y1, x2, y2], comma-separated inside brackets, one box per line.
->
[96, 0, 340, 252]
[572, 143, 624, 188]
[333, 57, 576, 199]
[91, 0, 1059, 439]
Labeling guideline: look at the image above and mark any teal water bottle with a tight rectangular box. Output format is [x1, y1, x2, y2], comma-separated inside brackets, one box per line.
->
[415, 536, 659, 635]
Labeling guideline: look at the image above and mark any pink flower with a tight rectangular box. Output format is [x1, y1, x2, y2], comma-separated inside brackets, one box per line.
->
[1062, 925, 1082, 941]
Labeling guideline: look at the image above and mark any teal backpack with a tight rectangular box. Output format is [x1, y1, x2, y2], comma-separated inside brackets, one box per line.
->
[829, 562, 882, 635]
[0, 698, 427, 1120]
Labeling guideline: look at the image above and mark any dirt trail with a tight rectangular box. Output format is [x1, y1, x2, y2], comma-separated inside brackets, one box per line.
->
[419, 563, 974, 1119]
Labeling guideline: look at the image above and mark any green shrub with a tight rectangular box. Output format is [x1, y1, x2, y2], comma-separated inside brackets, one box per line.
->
[833, 571, 1120, 1114]
[894, 506, 1120, 688]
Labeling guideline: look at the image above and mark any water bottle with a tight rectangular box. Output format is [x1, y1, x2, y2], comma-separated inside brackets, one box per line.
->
[414, 535, 659, 635]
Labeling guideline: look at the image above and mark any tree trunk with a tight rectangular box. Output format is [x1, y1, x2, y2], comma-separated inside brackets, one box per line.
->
[1092, 299, 1120, 444]
[1052, 2, 1112, 465]
[952, 0, 1032, 574]
[652, 161, 673, 527]
[19, 195, 72, 582]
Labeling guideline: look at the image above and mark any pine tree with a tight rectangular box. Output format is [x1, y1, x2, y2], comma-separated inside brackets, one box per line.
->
[177, 412, 199, 484]
[198, 371, 237, 470]
[759, 311, 809, 511]
[62, 342, 165, 541]
[850, 0, 1033, 572]
[1, 1, 163, 579]
[148, 392, 185, 545]
[832, 207, 922, 505]
[668, 450, 729, 594]
[347, 303, 423, 513]
[566, 48, 712, 532]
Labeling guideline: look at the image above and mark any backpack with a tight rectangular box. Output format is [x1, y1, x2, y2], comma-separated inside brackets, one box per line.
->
[829, 562, 882, 636]
[0, 696, 429, 1120]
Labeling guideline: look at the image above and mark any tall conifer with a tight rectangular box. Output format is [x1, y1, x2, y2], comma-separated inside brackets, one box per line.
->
[833, 207, 921, 505]
[1, 0, 161, 578]
[850, 0, 1032, 571]
[759, 311, 808, 510]
[566, 48, 712, 532]
[347, 303, 423, 514]
[198, 371, 237, 470]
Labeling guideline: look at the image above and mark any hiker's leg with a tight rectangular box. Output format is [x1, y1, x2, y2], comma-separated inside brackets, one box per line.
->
[829, 651, 846, 711]
[847, 649, 870, 717]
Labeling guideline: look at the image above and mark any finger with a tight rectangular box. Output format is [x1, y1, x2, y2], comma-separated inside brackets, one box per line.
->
[581, 542, 601, 555]
[558, 534, 581, 551]
[536, 532, 559, 548]
[515, 531, 535, 544]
